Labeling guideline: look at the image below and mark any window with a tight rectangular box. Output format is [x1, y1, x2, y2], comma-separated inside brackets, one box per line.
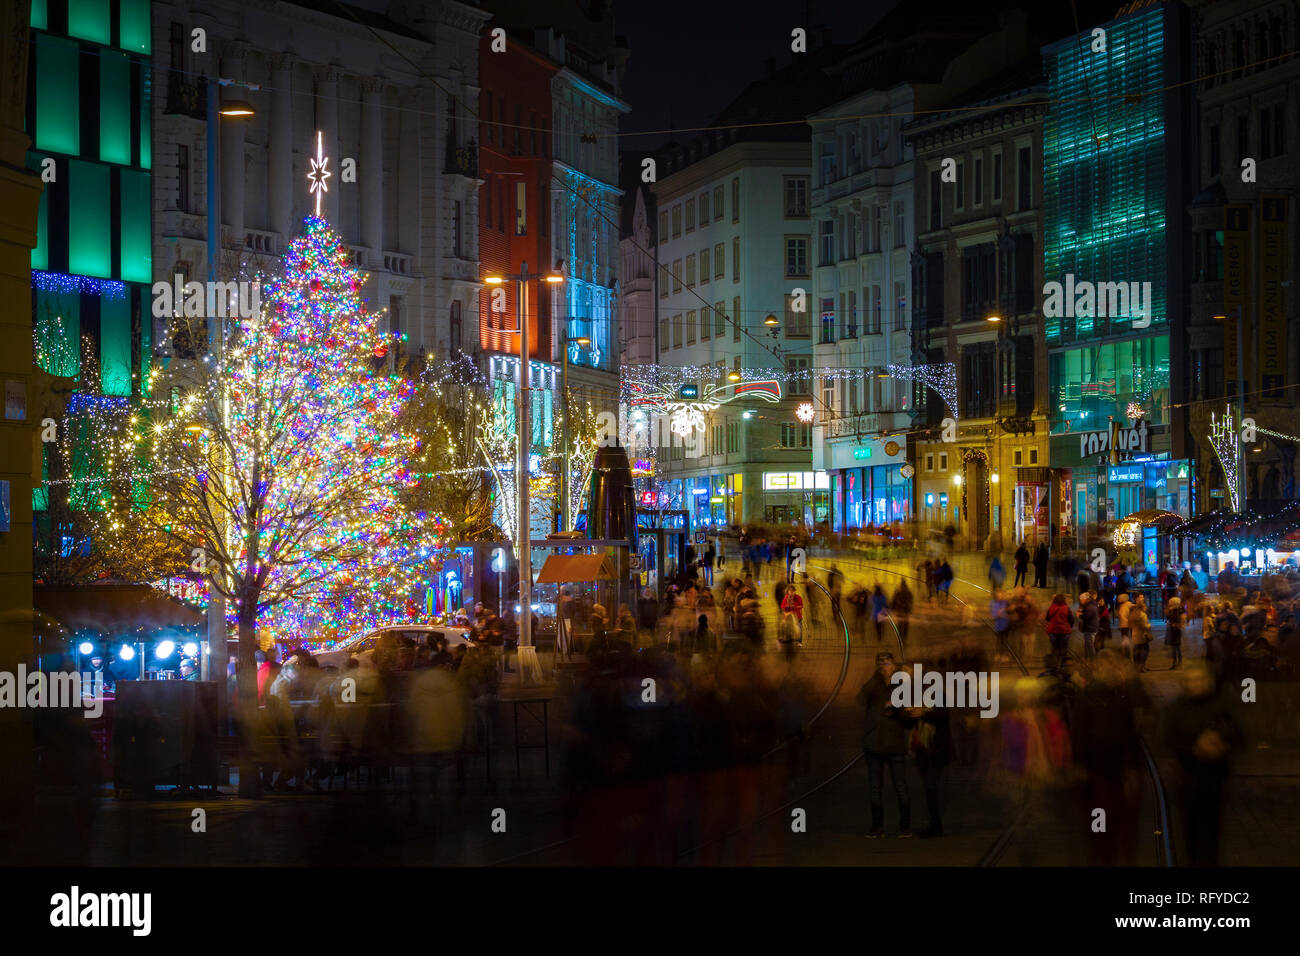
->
[866, 285, 881, 334]
[1014, 448, 1023, 467]
[513, 105, 522, 154]
[781, 423, 812, 448]
[659, 317, 670, 348]
[715, 301, 726, 337]
[732, 238, 740, 281]
[973, 157, 983, 206]
[823, 374, 834, 412]
[685, 198, 695, 232]
[892, 201, 905, 249]
[700, 248, 710, 284]
[713, 185, 724, 221]
[893, 281, 906, 331]
[784, 293, 810, 337]
[992, 152, 1002, 201]
[925, 453, 934, 472]
[733, 297, 741, 341]
[529, 111, 537, 154]
[786, 356, 811, 395]
[685, 254, 696, 287]
[1208, 123, 1221, 179]
[955, 161, 965, 210]
[672, 204, 682, 238]
[939, 452, 948, 471]
[701, 306, 711, 340]
[714, 242, 724, 277]
[846, 212, 857, 258]
[672, 259, 682, 293]
[928, 170, 942, 231]
[819, 220, 834, 265]
[177, 145, 190, 212]
[1260, 104, 1286, 159]
[1017, 146, 1032, 210]
[960, 342, 996, 418]
[784, 237, 809, 278]
[726, 421, 741, 453]
[686, 309, 697, 345]
[453, 200, 463, 256]
[713, 424, 723, 455]
[784, 176, 809, 217]
[961, 243, 996, 321]
[1237, 116, 1249, 163]
[1029, 448, 1038, 465]
[699, 191, 710, 223]
[660, 266, 669, 298]
[672, 314, 682, 348]
[659, 211, 668, 244]
[515, 182, 527, 235]
[869, 205, 881, 251]
[731, 178, 739, 222]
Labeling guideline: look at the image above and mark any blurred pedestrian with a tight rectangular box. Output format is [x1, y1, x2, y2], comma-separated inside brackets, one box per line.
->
[1013, 543, 1030, 587]
[1131, 594, 1153, 672]
[858, 653, 914, 838]
[1166, 596, 1185, 669]
[1033, 543, 1049, 588]
[1045, 593, 1075, 668]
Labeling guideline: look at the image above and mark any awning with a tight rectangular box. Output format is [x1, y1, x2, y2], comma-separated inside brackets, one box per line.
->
[1171, 508, 1250, 538]
[34, 584, 205, 635]
[535, 553, 618, 584]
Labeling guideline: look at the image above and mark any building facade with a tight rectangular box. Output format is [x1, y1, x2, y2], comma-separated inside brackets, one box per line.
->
[651, 138, 817, 528]
[1185, 0, 1299, 518]
[27, 0, 154, 560]
[152, 0, 489, 371]
[905, 72, 1051, 550]
[1043, 1, 1196, 558]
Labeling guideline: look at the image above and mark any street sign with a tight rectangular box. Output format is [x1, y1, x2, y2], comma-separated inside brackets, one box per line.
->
[900, 463, 915, 479]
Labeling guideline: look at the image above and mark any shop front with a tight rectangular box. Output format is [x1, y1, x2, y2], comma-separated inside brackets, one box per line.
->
[825, 437, 913, 532]
[1049, 418, 1191, 552]
[762, 470, 830, 526]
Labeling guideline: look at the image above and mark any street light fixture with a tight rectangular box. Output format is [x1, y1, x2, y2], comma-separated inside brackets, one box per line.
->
[480, 262, 560, 686]
[727, 370, 741, 382]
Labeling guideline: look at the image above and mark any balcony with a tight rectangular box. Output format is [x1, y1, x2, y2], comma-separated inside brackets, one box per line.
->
[244, 229, 277, 256]
[818, 325, 836, 345]
[383, 252, 412, 275]
[444, 139, 478, 179]
[165, 71, 206, 119]
[843, 324, 858, 339]
[826, 412, 881, 440]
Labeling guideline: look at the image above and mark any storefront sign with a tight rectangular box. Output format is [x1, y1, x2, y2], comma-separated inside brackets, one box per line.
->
[853, 447, 872, 460]
[1108, 464, 1143, 483]
[1077, 418, 1148, 459]
[884, 440, 901, 457]
[762, 471, 830, 491]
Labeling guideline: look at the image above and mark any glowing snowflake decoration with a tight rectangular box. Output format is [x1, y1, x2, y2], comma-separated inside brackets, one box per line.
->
[795, 402, 815, 423]
[307, 130, 331, 216]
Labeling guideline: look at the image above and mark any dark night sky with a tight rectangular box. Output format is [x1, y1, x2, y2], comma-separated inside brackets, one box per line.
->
[615, 0, 902, 143]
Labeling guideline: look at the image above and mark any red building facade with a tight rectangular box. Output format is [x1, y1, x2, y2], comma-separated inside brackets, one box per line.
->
[478, 34, 558, 360]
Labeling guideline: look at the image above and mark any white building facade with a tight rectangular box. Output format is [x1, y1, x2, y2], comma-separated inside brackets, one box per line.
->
[651, 139, 819, 528]
[151, 0, 489, 368]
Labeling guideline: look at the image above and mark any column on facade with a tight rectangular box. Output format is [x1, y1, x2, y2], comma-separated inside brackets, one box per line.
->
[313, 67, 341, 224]
[269, 54, 294, 243]
[360, 78, 384, 265]
[220, 45, 248, 260]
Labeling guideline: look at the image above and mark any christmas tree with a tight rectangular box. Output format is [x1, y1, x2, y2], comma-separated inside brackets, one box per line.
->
[100, 216, 443, 793]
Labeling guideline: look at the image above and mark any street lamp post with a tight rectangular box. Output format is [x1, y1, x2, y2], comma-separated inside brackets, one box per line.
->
[485, 264, 563, 687]
[204, 79, 256, 685]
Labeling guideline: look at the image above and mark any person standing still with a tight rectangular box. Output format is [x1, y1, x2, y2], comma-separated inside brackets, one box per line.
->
[858, 653, 914, 838]
[1033, 543, 1050, 589]
[1013, 543, 1030, 588]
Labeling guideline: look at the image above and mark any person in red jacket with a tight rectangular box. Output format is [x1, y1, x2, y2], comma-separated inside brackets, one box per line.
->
[780, 587, 805, 646]
[1044, 593, 1075, 669]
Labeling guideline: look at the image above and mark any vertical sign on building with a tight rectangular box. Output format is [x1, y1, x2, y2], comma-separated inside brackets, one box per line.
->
[1259, 196, 1288, 399]
[1223, 205, 1251, 399]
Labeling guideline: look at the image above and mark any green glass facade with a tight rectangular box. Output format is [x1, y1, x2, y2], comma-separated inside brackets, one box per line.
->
[1044, 5, 1172, 436]
[28, 0, 153, 520]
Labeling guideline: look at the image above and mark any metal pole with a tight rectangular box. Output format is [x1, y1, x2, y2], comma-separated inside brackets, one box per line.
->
[516, 264, 541, 685]
[205, 81, 225, 687]
[1237, 305, 1246, 514]
[561, 338, 569, 531]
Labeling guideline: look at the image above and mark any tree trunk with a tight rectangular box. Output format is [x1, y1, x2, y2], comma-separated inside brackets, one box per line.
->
[236, 606, 263, 798]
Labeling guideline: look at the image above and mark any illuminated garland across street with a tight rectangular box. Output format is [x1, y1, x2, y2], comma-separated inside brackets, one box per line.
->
[1208, 406, 1242, 512]
[886, 363, 960, 420]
